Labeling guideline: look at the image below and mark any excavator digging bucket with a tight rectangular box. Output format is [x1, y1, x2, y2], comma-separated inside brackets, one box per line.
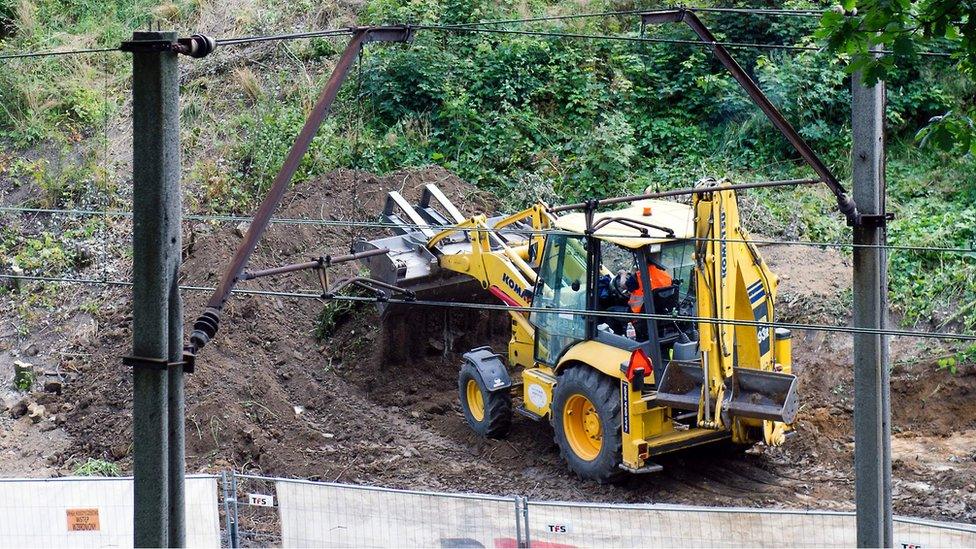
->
[726, 368, 799, 424]
[654, 361, 706, 412]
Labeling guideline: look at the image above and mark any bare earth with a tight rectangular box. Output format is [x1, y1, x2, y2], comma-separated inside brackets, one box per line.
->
[0, 167, 973, 523]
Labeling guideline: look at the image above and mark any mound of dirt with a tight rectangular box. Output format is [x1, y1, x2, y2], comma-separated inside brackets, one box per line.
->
[60, 166, 507, 476]
[7, 166, 976, 522]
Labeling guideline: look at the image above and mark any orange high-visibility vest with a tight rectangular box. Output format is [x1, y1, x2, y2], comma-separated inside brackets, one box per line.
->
[628, 265, 673, 313]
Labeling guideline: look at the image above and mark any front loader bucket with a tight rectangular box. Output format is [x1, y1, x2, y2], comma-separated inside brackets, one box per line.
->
[654, 361, 705, 412]
[726, 368, 798, 424]
[352, 235, 476, 297]
[353, 184, 534, 298]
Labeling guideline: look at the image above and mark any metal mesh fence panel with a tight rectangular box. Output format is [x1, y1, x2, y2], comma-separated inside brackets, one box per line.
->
[525, 500, 976, 548]
[228, 474, 282, 547]
[274, 478, 520, 547]
[893, 516, 976, 548]
[0, 475, 219, 548]
[526, 501, 849, 547]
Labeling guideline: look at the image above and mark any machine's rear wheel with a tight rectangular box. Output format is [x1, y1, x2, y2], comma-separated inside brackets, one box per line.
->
[552, 366, 623, 483]
[458, 363, 512, 439]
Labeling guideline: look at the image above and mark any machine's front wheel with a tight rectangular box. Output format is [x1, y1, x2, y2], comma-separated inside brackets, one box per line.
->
[552, 366, 623, 483]
[458, 363, 512, 439]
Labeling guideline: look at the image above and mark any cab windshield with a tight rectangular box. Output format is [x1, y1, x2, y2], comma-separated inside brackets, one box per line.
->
[659, 241, 695, 301]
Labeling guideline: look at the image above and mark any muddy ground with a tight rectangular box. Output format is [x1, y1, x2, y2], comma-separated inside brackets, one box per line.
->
[0, 167, 973, 523]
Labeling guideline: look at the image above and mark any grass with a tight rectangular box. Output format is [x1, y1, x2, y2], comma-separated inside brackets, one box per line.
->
[314, 298, 360, 341]
[13, 365, 34, 391]
[72, 458, 122, 477]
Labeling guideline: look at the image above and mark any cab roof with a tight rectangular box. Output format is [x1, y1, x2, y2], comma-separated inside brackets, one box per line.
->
[552, 199, 694, 249]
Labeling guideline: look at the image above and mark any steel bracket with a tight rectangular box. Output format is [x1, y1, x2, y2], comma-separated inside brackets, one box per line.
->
[640, 8, 861, 225]
[177, 347, 197, 374]
[120, 40, 176, 53]
[189, 25, 414, 365]
[359, 25, 415, 44]
[180, 349, 196, 373]
[120, 34, 216, 58]
[122, 355, 169, 371]
[851, 212, 894, 228]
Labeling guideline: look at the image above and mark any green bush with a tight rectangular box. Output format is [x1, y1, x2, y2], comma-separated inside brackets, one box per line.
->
[314, 298, 360, 340]
[73, 458, 122, 477]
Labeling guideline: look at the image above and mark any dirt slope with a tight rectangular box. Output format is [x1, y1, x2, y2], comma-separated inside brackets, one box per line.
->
[1, 167, 973, 522]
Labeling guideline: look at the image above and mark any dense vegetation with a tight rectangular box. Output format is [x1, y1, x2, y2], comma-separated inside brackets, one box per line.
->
[819, 0, 976, 156]
[0, 1, 973, 343]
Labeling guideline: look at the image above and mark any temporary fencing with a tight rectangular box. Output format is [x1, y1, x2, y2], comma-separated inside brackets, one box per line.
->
[217, 472, 976, 548]
[524, 500, 976, 548]
[0, 471, 971, 547]
[0, 475, 219, 547]
[274, 478, 519, 548]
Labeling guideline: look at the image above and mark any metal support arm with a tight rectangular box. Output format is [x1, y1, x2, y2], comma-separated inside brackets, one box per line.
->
[640, 9, 861, 225]
[184, 26, 413, 367]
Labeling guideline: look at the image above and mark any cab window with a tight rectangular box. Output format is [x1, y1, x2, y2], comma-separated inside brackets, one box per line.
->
[531, 234, 588, 364]
[659, 241, 695, 300]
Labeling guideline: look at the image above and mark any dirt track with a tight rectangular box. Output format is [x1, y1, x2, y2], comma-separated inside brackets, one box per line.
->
[1, 167, 973, 522]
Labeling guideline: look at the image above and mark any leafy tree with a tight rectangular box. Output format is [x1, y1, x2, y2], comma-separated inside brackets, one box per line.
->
[818, 0, 976, 154]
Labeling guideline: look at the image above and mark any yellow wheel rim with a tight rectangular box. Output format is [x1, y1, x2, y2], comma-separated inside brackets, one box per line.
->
[563, 394, 602, 461]
[466, 379, 485, 422]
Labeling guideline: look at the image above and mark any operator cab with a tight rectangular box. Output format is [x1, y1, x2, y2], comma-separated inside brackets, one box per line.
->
[595, 239, 697, 347]
[530, 200, 698, 381]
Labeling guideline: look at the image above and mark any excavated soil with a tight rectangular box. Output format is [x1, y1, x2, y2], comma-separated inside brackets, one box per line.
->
[2, 167, 974, 522]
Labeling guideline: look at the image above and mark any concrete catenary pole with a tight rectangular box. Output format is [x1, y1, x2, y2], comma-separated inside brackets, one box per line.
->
[129, 30, 185, 547]
[851, 60, 893, 547]
[166, 70, 187, 549]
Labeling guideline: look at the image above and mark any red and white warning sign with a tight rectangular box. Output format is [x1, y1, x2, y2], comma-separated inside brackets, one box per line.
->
[66, 508, 100, 532]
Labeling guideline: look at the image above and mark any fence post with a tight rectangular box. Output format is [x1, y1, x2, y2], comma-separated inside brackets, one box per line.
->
[221, 472, 236, 548]
[229, 472, 241, 548]
[520, 496, 530, 549]
[514, 496, 523, 548]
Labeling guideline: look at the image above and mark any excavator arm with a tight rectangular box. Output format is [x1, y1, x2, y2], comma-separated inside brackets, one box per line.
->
[656, 181, 798, 445]
[428, 205, 553, 370]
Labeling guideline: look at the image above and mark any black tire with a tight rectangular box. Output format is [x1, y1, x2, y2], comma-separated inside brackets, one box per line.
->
[551, 366, 623, 483]
[458, 363, 512, 439]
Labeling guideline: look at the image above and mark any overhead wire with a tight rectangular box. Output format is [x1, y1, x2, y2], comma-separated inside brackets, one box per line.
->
[417, 23, 827, 53]
[2, 272, 974, 341]
[0, 7, 957, 59]
[0, 46, 119, 61]
[417, 23, 955, 57]
[692, 7, 826, 17]
[213, 28, 354, 46]
[0, 29, 357, 60]
[404, 6, 828, 30]
[2, 204, 973, 255]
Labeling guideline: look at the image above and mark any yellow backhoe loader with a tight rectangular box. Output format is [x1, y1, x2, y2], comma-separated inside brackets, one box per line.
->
[188, 8, 869, 483]
[355, 179, 797, 481]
